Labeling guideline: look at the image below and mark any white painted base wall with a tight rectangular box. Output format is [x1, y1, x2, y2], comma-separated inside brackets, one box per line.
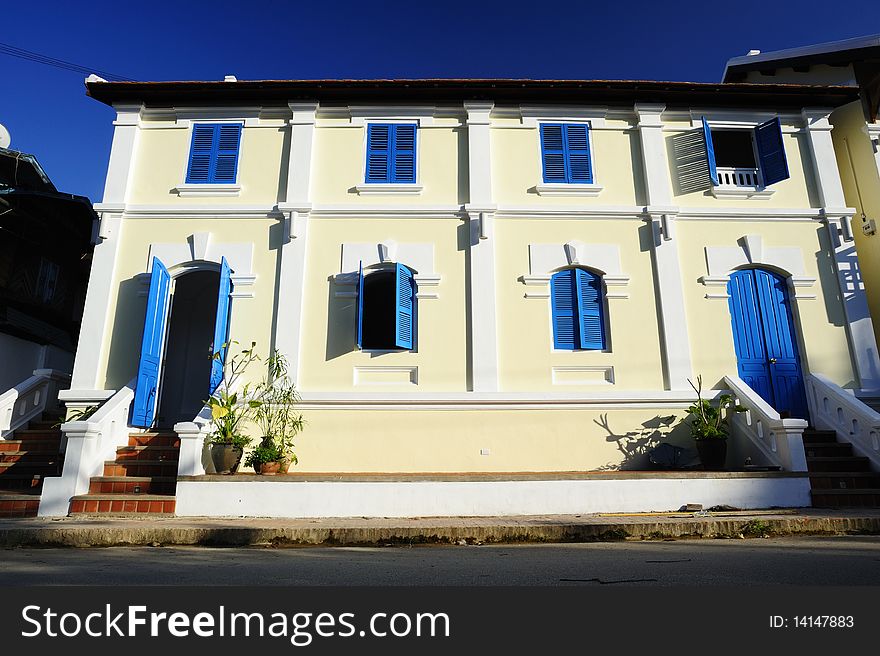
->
[175, 477, 812, 518]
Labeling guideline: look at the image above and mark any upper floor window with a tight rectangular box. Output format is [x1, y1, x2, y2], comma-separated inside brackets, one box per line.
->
[356, 262, 416, 350]
[365, 124, 417, 184]
[702, 117, 789, 189]
[551, 268, 605, 350]
[540, 124, 593, 184]
[185, 123, 243, 184]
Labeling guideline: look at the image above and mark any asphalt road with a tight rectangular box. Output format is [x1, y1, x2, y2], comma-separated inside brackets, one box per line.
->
[2, 535, 880, 586]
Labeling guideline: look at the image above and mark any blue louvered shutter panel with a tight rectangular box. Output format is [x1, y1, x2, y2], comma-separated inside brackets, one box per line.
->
[366, 124, 390, 182]
[575, 269, 605, 350]
[186, 125, 215, 183]
[754, 117, 789, 186]
[209, 257, 232, 395]
[392, 124, 417, 183]
[213, 124, 242, 183]
[131, 258, 172, 428]
[356, 261, 364, 350]
[551, 269, 577, 349]
[701, 117, 719, 186]
[565, 124, 593, 183]
[540, 124, 567, 183]
[394, 263, 414, 349]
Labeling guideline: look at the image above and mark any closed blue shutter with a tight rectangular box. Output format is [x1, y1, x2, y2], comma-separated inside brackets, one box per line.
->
[209, 257, 232, 394]
[392, 124, 416, 183]
[186, 125, 215, 183]
[186, 124, 242, 184]
[213, 124, 242, 183]
[366, 124, 390, 182]
[356, 261, 364, 349]
[540, 124, 567, 183]
[701, 117, 719, 186]
[394, 263, 414, 349]
[754, 117, 789, 186]
[131, 258, 172, 428]
[566, 124, 593, 183]
[551, 269, 578, 349]
[575, 269, 605, 350]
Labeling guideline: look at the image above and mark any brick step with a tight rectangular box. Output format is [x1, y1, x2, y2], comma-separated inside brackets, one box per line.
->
[0, 491, 41, 518]
[809, 472, 880, 490]
[11, 429, 63, 441]
[103, 460, 178, 477]
[0, 451, 64, 464]
[128, 433, 180, 448]
[0, 461, 62, 476]
[69, 494, 175, 515]
[811, 489, 880, 508]
[0, 474, 44, 490]
[0, 440, 61, 453]
[803, 442, 853, 458]
[806, 456, 871, 472]
[88, 476, 177, 495]
[802, 430, 838, 443]
[115, 446, 180, 462]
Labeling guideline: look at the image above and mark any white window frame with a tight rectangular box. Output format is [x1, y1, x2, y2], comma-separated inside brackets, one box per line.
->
[173, 120, 245, 197]
[355, 118, 424, 196]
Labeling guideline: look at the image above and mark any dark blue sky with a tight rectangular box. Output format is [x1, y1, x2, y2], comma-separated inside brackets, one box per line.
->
[2, 0, 874, 202]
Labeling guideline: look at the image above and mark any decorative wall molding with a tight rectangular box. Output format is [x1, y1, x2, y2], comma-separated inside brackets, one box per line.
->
[354, 183, 424, 196]
[535, 183, 604, 197]
[144, 234, 256, 297]
[524, 243, 630, 300]
[172, 183, 241, 197]
[335, 242, 439, 299]
[353, 366, 419, 386]
[551, 366, 615, 386]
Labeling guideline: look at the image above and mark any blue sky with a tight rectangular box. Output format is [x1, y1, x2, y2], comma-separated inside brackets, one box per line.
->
[1, 0, 874, 201]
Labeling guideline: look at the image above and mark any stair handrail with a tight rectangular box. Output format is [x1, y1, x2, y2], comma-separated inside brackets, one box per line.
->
[806, 373, 880, 470]
[0, 369, 70, 438]
[38, 379, 136, 517]
[174, 404, 213, 476]
[723, 375, 809, 472]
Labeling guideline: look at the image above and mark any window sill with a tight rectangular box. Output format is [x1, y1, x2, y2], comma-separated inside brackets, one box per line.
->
[711, 186, 775, 200]
[535, 183, 604, 197]
[174, 183, 241, 197]
[355, 184, 424, 196]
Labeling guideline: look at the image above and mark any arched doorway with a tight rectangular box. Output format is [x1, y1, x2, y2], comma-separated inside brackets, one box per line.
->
[727, 268, 808, 419]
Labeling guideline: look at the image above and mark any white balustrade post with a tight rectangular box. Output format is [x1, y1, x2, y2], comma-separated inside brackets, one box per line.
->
[778, 419, 809, 472]
[38, 422, 100, 517]
[174, 421, 208, 477]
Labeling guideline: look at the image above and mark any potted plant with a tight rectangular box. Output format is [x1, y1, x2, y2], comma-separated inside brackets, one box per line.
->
[252, 350, 304, 474]
[204, 341, 261, 474]
[243, 439, 285, 475]
[683, 376, 745, 471]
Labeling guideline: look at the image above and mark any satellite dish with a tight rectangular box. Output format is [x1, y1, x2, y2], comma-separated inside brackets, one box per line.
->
[0, 123, 10, 149]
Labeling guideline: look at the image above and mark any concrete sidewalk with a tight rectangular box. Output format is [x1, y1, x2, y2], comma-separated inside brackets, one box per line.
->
[2, 508, 880, 548]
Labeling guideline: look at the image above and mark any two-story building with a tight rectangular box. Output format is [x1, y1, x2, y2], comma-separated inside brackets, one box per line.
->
[11, 77, 880, 518]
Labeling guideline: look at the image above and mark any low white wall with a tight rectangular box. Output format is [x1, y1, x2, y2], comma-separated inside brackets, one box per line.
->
[175, 476, 812, 518]
[0, 333, 44, 392]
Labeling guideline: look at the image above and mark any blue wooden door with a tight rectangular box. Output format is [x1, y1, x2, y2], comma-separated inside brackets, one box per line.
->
[209, 257, 232, 395]
[727, 269, 807, 419]
[131, 258, 172, 428]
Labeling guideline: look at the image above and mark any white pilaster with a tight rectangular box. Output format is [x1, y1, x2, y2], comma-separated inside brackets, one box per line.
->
[275, 102, 318, 387]
[865, 123, 880, 182]
[635, 104, 692, 391]
[464, 101, 499, 392]
[803, 109, 880, 389]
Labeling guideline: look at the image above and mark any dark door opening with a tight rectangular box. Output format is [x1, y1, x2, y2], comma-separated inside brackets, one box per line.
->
[361, 269, 397, 350]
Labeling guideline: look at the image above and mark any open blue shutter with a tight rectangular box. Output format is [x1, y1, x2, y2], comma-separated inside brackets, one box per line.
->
[392, 124, 416, 183]
[701, 117, 718, 186]
[209, 257, 232, 395]
[551, 269, 577, 349]
[366, 124, 390, 182]
[566, 124, 593, 183]
[540, 124, 567, 183]
[394, 263, 414, 349]
[755, 117, 789, 186]
[186, 125, 215, 183]
[131, 258, 172, 428]
[213, 124, 242, 183]
[575, 269, 605, 350]
[356, 261, 364, 349]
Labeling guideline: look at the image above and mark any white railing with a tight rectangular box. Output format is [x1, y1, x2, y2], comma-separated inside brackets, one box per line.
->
[0, 369, 70, 438]
[716, 167, 760, 187]
[723, 375, 809, 471]
[174, 404, 213, 476]
[806, 373, 880, 470]
[38, 380, 136, 517]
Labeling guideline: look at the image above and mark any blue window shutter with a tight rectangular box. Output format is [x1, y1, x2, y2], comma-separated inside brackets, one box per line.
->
[755, 117, 789, 186]
[701, 117, 719, 186]
[209, 257, 232, 395]
[391, 124, 417, 183]
[213, 124, 242, 183]
[550, 269, 578, 349]
[394, 263, 414, 349]
[186, 125, 215, 183]
[366, 124, 390, 182]
[131, 257, 172, 428]
[356, 261, 364, 349]
[565, 124, 593, 183]
[575, 269, 605, 350]
[540, 124, 567, 183]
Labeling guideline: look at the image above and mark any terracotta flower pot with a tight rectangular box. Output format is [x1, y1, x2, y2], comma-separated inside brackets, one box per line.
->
[210, 444, 243, 474]
[260, 461, 281, 475]
[279, 458, 292, 474]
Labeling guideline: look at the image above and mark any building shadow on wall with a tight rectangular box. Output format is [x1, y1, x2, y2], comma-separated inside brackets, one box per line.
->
[593, 413, 693, 471]
[104, 276, 149, 390]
